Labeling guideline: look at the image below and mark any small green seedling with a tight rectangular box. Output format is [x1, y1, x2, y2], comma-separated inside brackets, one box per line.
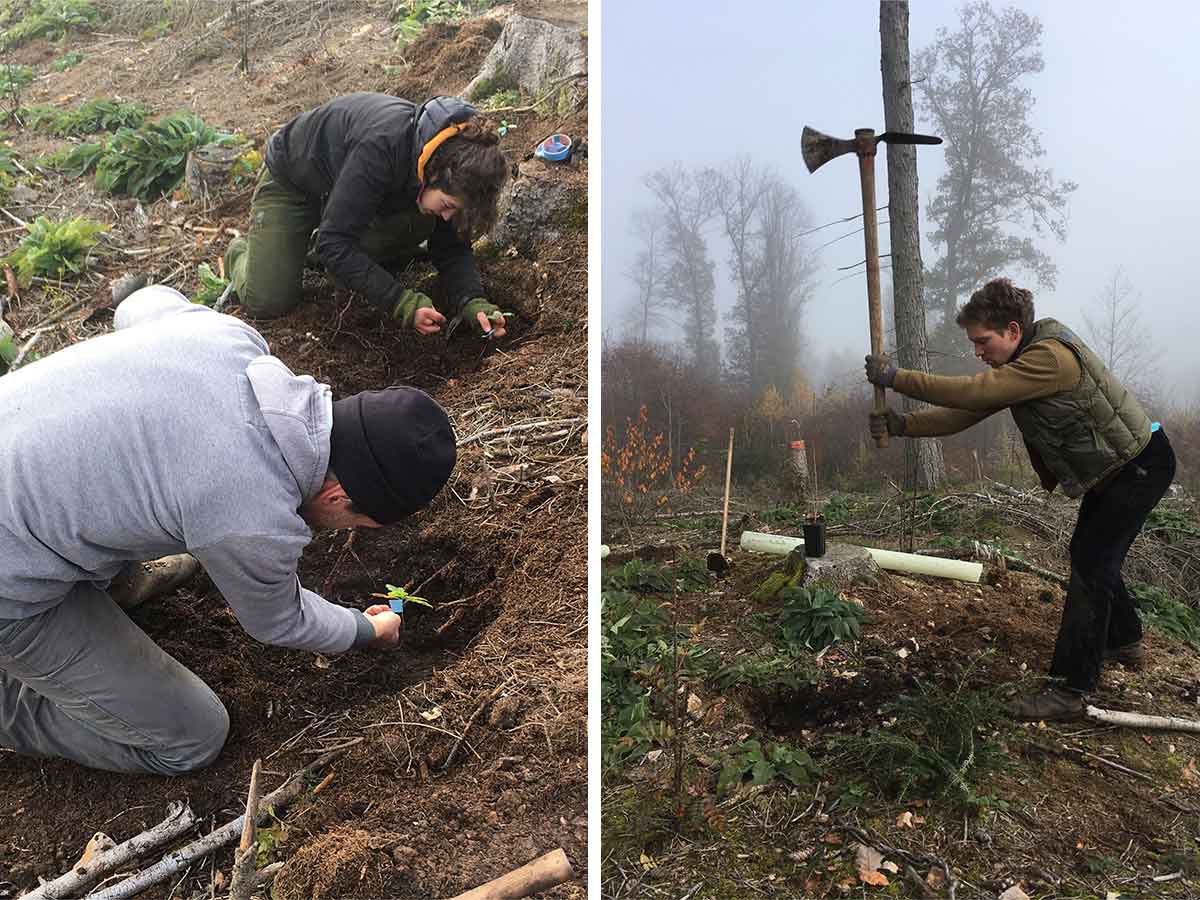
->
[371, 584, 433, 615]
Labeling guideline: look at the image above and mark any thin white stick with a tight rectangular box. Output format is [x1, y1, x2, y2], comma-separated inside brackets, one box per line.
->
[1086, 705, 1200, 734]
[719, 428, 734, 558]
[18, 803, 196, 900]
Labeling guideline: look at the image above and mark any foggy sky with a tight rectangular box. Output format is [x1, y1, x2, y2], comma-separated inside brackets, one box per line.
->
[600, 1, 1200, 403]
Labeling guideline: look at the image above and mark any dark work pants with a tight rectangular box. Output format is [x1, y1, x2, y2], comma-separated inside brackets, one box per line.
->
[1049, 429, 1176, 691]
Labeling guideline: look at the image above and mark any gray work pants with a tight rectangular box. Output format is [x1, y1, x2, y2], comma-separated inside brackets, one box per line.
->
[0, 583, 229, 775]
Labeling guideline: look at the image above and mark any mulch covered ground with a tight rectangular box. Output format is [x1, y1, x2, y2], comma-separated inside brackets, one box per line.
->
[0, 4, 587, 898]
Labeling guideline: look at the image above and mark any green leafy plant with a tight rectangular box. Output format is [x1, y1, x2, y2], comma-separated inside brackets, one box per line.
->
[381, 584, 433, 609]
[3, 215, 106, 286]
[0, 0, 95, 49]
[25, 98, 146, 135]
[710, 647, 818, 694]
[716, 739, 818, 795]
[670, 556, 709, 591]
[36, 139, 103, 177]
[601, 587, 673, 769]
[603, 559, 672, 594]
[189, 262, 227, 307]
[761, 505, 806, 529]
[478, 88, 518, 111]
[0, 63, 33, 94]
[94, 110, 236, 202]
[391, 0, 492, 46]
[229, 146, 261, 185]
[777, 586, 864, 652]
[822, 494, 852, 526]
[1143, 505, 1200, 543]
[49, 50, 82, 71]
[1131, 582, 1200, 650]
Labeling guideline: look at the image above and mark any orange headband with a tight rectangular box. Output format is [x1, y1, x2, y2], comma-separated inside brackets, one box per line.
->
[416, 121, 470, 184]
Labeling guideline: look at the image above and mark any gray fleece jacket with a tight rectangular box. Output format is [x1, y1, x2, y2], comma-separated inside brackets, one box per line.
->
[0, 286, 374, 653]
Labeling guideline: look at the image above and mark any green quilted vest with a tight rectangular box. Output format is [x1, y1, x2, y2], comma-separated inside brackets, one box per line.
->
[1009, 318, 1150, 498]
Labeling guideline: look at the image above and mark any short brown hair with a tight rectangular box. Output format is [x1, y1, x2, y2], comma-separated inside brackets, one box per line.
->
[423, 120, 509, 238]
[955, 278, 1035, 334]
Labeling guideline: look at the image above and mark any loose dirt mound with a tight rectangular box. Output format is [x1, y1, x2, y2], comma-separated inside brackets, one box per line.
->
[0, 6, 586, 899]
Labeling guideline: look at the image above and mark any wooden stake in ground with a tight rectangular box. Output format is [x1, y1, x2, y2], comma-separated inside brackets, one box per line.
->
[719, 427, 735, 557]
[447, 849, 574, 900]
[228, 758, 262, 900]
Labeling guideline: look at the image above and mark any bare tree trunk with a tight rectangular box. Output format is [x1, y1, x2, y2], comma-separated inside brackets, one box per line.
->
[880, 0, 945, 489]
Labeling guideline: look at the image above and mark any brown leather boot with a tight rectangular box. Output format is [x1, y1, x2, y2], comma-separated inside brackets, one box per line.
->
[1006, 687, 1086, 722]
[109, 554, 201, 611]
[1105, 641, 1145, 669]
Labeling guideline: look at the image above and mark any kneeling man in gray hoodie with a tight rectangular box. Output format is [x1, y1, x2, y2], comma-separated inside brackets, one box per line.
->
[0, 285, 456, 775]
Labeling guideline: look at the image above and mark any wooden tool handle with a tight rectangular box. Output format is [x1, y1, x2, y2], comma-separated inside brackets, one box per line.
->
[856, 129, 889, 450]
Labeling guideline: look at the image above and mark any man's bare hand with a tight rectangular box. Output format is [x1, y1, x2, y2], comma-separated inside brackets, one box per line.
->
[364, 607, 403, 647]
[414, 306, 446, 335]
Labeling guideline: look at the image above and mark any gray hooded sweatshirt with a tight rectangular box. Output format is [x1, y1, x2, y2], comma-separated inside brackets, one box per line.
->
[0, 286, 374, 653]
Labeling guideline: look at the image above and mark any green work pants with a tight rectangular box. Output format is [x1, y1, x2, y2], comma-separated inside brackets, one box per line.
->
[224, 168, 436, 318]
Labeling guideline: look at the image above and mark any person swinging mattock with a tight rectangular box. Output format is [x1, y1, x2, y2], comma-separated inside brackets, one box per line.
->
[865, 277, 1176, 721]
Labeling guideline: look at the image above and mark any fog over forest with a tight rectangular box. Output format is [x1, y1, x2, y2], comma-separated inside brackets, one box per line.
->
[600, 1, 1200, 406]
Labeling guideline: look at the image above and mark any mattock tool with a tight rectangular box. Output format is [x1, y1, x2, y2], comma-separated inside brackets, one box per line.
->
[801, 126, 942, 448]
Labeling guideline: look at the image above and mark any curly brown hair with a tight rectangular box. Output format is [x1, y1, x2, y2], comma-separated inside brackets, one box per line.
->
[955, 278, 1035, 334]
[423, 119, 509, 239]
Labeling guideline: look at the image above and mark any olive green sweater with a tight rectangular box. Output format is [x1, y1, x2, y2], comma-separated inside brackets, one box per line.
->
[897, 341, 1081, 436]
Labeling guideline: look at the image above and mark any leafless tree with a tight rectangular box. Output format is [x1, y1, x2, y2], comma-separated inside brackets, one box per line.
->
[621, 210, 670, 344]
[1082, 266, 1159, 399]
[644, 166, 719, 369]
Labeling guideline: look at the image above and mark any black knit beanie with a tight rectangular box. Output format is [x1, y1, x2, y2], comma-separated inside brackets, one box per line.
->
[328, 386, 456, 525]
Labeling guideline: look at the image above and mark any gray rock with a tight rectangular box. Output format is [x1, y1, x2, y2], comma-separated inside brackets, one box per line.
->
[490, 159, 584, 255]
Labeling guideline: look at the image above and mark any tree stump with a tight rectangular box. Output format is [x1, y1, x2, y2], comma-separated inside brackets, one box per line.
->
[464, 14, 586, 113]
[799, 543, 880, 589]
[185, 142, 245, 205]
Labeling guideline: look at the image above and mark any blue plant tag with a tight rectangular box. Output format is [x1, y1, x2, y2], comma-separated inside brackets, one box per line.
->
[1151, 421, 1160, 433]
[388, 597, 405, 615]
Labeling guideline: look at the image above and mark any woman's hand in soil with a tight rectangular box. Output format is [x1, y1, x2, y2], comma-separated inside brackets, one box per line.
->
[413, 306, 446, 334]
[364, 607, 403, 647]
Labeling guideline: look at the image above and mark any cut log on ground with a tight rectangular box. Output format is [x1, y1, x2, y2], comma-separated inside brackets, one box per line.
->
[447, 849, 574, 900]
[86, 740, 361, 900]
[1086, 705, 1200, 733]
[18, 802, 197, 900]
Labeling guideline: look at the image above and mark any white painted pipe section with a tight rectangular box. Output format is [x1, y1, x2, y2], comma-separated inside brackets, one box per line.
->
[739, 531, 804, 555]
[738, 530, 982, 583]
[599, 545, 610, 559]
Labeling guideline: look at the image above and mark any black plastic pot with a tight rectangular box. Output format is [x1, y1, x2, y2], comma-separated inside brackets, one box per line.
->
[803, 517, 827, 558]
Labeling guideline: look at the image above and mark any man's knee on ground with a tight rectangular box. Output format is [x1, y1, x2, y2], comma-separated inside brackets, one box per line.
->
[150, 700, 229, 775]
[240, 288, 296, 319]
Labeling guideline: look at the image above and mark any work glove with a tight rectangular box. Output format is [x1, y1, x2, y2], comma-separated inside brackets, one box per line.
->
[392, 289, 445, 334]
[864, 353, 897, 387]
[869, 408, 906, 438]
[460, 297, 507, 338]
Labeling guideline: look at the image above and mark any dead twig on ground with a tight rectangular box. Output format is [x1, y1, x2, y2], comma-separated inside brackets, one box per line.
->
[87, 740, 361, 899]
[18, 802, 197, 900]
[442, 677, 515, 773]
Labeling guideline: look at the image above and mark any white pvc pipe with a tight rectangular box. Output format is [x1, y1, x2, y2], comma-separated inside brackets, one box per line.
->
[738, 530, 982, 583]
[599, 545, 610, 559]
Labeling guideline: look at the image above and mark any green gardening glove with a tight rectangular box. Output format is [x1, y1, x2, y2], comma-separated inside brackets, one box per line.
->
[392, 288, 434, 330]
[460, 297, 506, 337]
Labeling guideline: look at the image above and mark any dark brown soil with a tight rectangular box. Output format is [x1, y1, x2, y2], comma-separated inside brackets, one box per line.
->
[602, 514, 1200, 898]
[0, 6, 586, 899]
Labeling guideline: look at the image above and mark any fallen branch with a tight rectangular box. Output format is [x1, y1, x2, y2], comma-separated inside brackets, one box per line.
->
[447, 849, 574, 900]
[19, 802, 197, 900]
[442, 678, 514, 773]
[87, 740, 361, 899]
[457, 418, 585, 447]
[1086, 705, 1200, 734]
